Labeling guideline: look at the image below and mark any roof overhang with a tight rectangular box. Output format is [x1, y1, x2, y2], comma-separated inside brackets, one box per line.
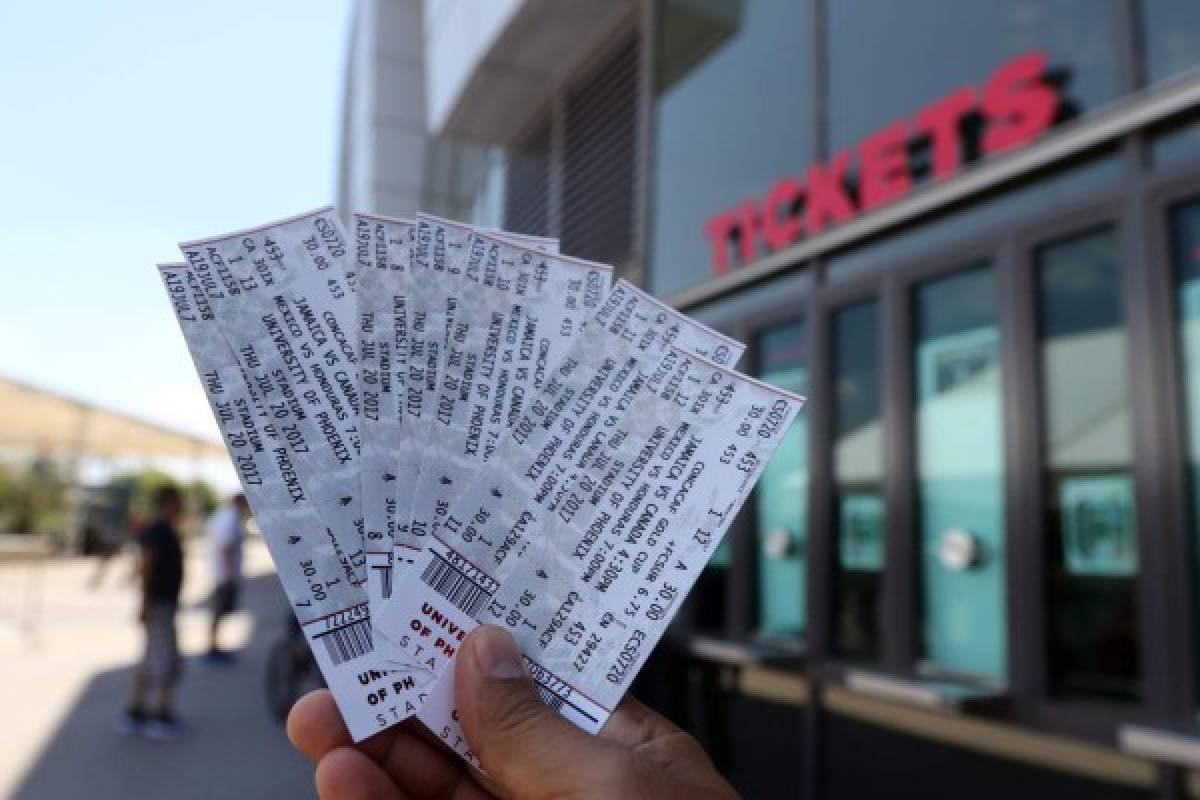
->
[0, 376, 225, 461]
[431, 0, 637, 145]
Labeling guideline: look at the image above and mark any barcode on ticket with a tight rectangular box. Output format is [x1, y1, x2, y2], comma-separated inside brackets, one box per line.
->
[535, 686, 566, 712]
[420, 553, 493, 617]
[374, 564, 393, 599]
[313, 618, 374, 665]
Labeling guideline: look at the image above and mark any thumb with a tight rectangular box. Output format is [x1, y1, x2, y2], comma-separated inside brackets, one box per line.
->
[456, 625, 629, 798]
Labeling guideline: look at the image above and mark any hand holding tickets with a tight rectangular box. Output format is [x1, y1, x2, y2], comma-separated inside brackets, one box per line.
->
[287, 626, 740, 800]
[159, 207, 805, 754]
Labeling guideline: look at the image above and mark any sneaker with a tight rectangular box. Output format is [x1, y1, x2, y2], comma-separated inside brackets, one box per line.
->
[113, 709, 145, 736]
[141, 713, 185, 742]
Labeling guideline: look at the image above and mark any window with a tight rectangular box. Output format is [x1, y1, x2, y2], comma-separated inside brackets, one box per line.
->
[1035, 226, 1140, 702]
[914, 264, 1006, 679]
[503, 123, 552, 237]
[650, 0, 814, 297]
[1169, 196, 1200, 703]
[755, 321, 809, 639]
[1141, 0, 1200, 85]
[832, 300, 884, 659]
[561, 38, 639, 268]
[826, 1, 1121, 154]
[421, 138, 508, 227]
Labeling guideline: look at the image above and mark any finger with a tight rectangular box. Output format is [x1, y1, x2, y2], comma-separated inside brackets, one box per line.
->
[289, 689, 489, 798]
[598, 695, 683, 748]
[315, 747, 409, 800]
[456, 626, 631, 799]
[370, 720, 495, 800]
[602, 696, 716, 768]
[285, 689, 403, 763]
[288, 689, 351, 761]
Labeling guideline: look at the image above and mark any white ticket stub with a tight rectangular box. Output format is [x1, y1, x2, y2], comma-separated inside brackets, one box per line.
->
[359, 213, 568, 667]
[179, 208, 366, 583]
[402, 233, 613, 563]
[381, 224, 614, 656]
[176, 209, 431, 735]
[352, 213, 418, 641]
[388, 283, 789, 759]
[159, 261, 416, 741]
[389, 215, 473, 561]
[395, 215, 565, 559]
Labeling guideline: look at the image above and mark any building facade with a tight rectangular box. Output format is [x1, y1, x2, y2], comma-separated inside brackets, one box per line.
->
[340, 2, 1200, 797]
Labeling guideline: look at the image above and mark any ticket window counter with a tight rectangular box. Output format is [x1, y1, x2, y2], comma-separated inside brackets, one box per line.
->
[830, 300, 886, 662]
[755, 321, 810, 644]
[822, 261, 1009, 689]
[1035, 226, 1141, 703]
[651, 187, 1200, 793]
[687, 316, 812, 658]
[671, 164, 1168, 743]
[821, 222, 1143, 702]
[1114, 165, 1200, 773]
[1173, 196, 1200, 713]
[913, 264, 1007, 682]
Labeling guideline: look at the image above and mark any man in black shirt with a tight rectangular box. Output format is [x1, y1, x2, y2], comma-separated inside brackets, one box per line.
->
[116, 484, 186, 740]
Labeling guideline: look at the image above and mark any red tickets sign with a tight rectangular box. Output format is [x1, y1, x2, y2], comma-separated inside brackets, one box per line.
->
[703, 52, 1061, 275]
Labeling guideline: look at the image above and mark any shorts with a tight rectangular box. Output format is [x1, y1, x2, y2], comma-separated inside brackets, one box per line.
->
[211, 581, 240, 618]
[139, 602, 180, 685]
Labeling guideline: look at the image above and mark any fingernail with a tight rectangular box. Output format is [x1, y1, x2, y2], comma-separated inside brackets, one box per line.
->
[473, 625, 526, 679]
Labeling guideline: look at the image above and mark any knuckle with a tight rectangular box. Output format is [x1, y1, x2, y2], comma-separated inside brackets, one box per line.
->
[492, 692, 547, 740]
[480, 683, 550, 751]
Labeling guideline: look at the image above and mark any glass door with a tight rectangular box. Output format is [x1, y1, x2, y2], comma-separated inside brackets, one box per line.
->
[755, 322, 809, 639]
[1168, 196, 1200, 707]
[913, 264, 1007, 679]
[831, 300, 884, 660]
[1035, 225, 1140, 702]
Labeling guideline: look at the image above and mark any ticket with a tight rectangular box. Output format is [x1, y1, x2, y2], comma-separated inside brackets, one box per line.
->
[389, 283, 785, 759]
[421, 359, 799, 759]
[397, 215, 563, 555]
[159, 262, 413, 740]
[372, 216, 566, 649]
[392, 279, 745, 630]
[177, 208, 443, 731]
[352, 213, 419, 651]
[351, 212, 565, 664]
[377, 231, 613, 651]
[403, 232, 613, 555]
[390, 215, 479, 562]
[388, 278, 747, 648]
[389, 215, 566, 553]
[398, 214, 559, 497]
[179, 208, 367, 580]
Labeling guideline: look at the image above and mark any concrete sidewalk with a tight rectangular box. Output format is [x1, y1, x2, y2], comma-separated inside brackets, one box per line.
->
[1, 540, 317, 800]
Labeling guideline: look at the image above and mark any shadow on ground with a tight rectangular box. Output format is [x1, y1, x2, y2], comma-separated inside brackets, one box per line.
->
[12, 573, 317, 800]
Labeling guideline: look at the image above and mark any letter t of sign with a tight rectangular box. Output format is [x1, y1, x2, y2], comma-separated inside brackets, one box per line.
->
[703, 210, 741, 276]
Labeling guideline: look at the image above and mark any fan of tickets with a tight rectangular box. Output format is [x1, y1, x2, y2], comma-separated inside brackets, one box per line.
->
[159, 208, 804, 763]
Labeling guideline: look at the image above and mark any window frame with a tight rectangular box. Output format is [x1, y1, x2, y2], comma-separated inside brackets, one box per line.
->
[701, 173, 1171, 744]
[1014, 205, 1148, 721]
[730, 294, 820, 647]
[1136, 166, 1200, 723]
[640, 0, 1200, 788]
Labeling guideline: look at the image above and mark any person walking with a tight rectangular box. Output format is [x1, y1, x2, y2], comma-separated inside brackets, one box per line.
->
[205, 493, 248, 664]
[116, 484, 186, 741]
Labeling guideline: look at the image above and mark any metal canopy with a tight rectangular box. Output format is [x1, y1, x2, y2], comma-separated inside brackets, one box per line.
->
[0, 376, 224, 461]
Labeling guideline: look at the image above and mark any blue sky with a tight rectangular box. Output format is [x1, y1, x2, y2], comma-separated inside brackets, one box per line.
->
[0, 0, 354, 442]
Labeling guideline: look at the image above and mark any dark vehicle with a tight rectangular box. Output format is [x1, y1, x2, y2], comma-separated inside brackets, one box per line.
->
[265, 612, 323, 722]
[75, 485, 133, 556]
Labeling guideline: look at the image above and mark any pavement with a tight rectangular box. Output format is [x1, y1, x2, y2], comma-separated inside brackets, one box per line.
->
[0, 538, 319, 800]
